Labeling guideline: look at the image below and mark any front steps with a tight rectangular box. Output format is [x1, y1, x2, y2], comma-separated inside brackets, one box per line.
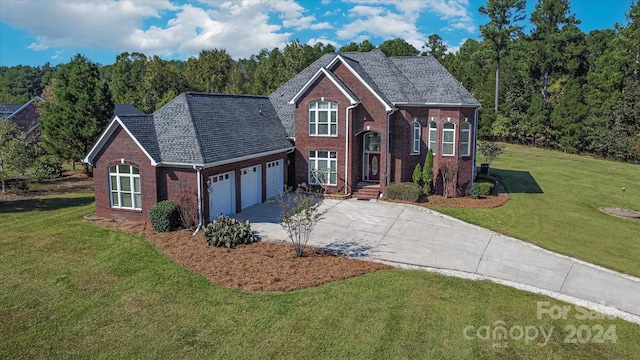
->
[352, 182, 380, 200]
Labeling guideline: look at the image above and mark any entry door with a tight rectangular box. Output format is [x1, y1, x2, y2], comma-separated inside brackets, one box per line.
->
[368, 153, 380, 181]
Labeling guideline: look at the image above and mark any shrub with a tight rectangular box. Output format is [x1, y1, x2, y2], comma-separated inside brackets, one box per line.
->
[470, 182, 494, 199]
[384, 182, 421, 202]
[204, 215, 257, 248]
[149, 200, 182, 232]
[412, 163, 422, 185]
[276, 188, 325, 257]
[30, 155, 62, 181]
[422, 149, 434, 194]
[478, 141, 505, 165]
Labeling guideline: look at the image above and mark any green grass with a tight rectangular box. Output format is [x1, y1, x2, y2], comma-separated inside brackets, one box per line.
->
[437, 144, 640, 278]
[1, 190, 640, 358]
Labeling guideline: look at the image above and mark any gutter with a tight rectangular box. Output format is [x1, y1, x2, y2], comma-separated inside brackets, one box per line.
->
[345, 103, 358, 194]
[193, 165, 203, 235]
[393, 102, 481, 108]
[156, 147, 295, 169]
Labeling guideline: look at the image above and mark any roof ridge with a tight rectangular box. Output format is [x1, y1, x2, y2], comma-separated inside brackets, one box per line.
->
[184, 93, 207, 166]
[183, 91, 269, 99]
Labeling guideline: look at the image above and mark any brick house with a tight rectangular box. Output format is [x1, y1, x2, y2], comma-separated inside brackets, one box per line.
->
[270, 49, 481, 198]
[85, 50, 479, 224]
[0, 96, 45, 140]
[84, 93, 293, 225]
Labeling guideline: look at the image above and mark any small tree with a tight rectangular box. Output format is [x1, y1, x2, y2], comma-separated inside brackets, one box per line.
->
[422, 149, 434, 194]
[0, 121, 36, 192]
[412, 163, 422, 185]
[276, 187, 326, 257]
[478, 141, 506, 166]
[440, 161, 459, 198]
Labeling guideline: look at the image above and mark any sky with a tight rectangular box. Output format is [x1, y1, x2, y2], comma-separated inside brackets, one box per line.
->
[0, 0, 635, 67]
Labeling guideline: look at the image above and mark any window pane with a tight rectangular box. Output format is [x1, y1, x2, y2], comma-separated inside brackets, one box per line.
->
[430, 122, 437, 129]
[330, 103, 337, 109]
[443, 143, 454, 155]
[109, 166, 116, 174]
[318, 159, 327, 170]
[110, 176, 118, 190]
[329, 151, 337, 158]
[309, 123, 316, 135]
[134, 194, 142, 209]
[318, 102, 328, 109]
[444, 123, 454, 129]
[119, 165, 130, 174]
[309, 103, 316, 109]
[309, 151, 316, 157]
[330, 172, 337, 185]
[133, 177, 141, 192]
[330, 112, 336, 122]
[443, 131, 454, 143]
[330, 124, 337, 135]
[318, 124, 328, 134]
[132, 167, 140, 174]
[120, 176, 131, 191]
[330, 160, 336, 171]
[318, 111, 328, 123]
[121, 193, 133, 207]
[111, 192, 119, 206]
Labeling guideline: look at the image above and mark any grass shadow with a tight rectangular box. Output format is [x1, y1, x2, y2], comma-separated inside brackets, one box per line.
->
[0, 196, 94, 214]
[490, 168, 544, 194]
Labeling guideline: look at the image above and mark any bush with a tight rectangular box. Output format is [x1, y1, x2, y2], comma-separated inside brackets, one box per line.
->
[384, 182, 421, 202]
[30, 155, 62, 181]
[469, 182, 494, 199]
[412, 163, 422, 185]
[149, 200, 182, 232]
[204, 215, 257, 248]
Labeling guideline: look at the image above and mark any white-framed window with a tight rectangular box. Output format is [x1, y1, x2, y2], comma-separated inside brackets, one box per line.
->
[309, 150, 337, 185]
[309, 101, 338, 136]
[412, 120, 421, 154]
[429, 121, 437, 154]
[109, 164, 141, 210]
[442, 122, 455, 156]
[460, 121, 471, 157]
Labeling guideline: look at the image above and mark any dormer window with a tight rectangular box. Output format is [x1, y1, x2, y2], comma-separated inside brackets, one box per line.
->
[309, 101, 337, 136]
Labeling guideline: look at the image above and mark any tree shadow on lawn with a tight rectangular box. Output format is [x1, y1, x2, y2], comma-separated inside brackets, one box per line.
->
[0, 196, 94, 214]
[490, 168, 544, 194]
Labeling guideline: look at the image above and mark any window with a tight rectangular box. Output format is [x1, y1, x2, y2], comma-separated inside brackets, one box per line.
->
[309, 101, 337, 136]
[364, 132, 381, 152]
[429, 121, 437, 154]
[109, 164, 141, 210]
[442, 122, 455, 156]
[309, 150, 337, 185]
[412, 120, 421, 154]
[460, 122, 471, 156]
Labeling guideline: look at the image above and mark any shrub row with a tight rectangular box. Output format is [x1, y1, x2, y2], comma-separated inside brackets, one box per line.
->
[384, 182, 421, 202]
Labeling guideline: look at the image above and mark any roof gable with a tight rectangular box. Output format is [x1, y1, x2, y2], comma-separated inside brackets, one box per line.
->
[289, 67, 359, 105]
[83, 115, 157, 166]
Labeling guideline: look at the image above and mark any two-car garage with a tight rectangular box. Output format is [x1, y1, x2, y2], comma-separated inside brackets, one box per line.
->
[208, 159, 284, 221]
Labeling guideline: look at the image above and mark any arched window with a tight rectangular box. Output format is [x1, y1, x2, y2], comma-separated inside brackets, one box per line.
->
[308, 101, 338, 136]
[428, 121, 437, 154]
[442, 122, 455, 156]
[412, 120, 421, 154]
[460, 121, 471, 156]
[109, 164, 141, 210]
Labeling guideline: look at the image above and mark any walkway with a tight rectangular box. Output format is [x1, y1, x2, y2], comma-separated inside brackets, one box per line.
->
[234, 198, 640, 323]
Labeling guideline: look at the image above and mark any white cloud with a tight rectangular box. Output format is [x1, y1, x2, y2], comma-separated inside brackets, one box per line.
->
[306, 37, 339, 48]
[310, 22, 333, 30]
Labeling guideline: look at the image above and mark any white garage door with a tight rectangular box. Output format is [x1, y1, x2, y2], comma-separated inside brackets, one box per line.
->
[241, 165, 262, 209]
[209, 171, 235, 221]
[265, 160, 284, 199]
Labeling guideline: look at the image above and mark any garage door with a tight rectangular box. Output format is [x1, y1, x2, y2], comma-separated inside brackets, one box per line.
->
[266, 160, 283, 199]
[209, 171, 235, 221]
[241, 165, 262, 209]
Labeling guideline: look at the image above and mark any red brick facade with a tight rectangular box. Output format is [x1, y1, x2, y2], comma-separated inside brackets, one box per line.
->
[92, 124, 289, 223]
[292, 61, 477, 197]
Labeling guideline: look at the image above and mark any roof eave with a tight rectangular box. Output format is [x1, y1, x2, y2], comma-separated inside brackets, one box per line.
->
[327, 55, 393, 112]
[393, 102, 482, 108]
[155, 146, 295, 169]
[289, 67, 359, 105]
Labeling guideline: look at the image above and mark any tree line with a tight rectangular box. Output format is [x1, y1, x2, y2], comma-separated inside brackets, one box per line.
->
[1, 0, 639, 167]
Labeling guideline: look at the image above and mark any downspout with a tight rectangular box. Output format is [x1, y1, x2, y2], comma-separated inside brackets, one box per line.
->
[384, 108, 397, 196]
[193, 166, 203, 235]
[345, 103, 358, 194]
[472, 107, 481, 181]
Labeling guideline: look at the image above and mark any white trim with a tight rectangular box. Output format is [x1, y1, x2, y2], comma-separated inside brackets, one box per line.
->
[108, 164, 142, 210]
[83, 115, 157, 166]
[442, 122, 456, 157]
[459, 121, 471, 157]
[289, 67, 359, 105]
[308, 101, 338, 136]
[428, 120, 437, 155]
[326, 55, 393, 111]
[157, 147, 295, 169]
[345, 103, 358, 194]
[411, 120, 421, 154]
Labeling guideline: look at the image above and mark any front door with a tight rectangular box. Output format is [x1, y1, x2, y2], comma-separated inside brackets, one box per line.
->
[368, 153, 380, 181]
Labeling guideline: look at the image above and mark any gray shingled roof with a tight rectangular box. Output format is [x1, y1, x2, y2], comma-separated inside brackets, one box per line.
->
[270, 49, 480, 137]
[116, 93, 292, 166]
[114, 104, 144, 116]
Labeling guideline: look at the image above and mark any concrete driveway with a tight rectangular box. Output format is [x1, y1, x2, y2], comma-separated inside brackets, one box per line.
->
[234, 198, 640, 323]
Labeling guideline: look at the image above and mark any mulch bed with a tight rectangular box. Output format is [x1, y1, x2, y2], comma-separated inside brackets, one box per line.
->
[89, 218, 390, 292]
[599, 207, 640, 220]
[385, 182, 510, 209]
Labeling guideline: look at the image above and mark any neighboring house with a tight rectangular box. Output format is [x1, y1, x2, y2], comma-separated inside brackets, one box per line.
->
[0, 96, 45, 140]
[85, 49, 480, 224]
[271, 49, 481, 198]
[84, 93, 294, 224]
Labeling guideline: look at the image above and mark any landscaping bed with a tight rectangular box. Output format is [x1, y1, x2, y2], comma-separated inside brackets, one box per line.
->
[89, 218, 390, 292]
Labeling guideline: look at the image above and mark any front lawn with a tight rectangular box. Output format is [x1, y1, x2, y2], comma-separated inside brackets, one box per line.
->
[1, 191, 639, 359]
[437, 144, 640, 277]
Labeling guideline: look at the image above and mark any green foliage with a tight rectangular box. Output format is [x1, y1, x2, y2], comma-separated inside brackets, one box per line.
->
[30, 155, 62, 181]
[478, 141, 506, 165]
[0, 121, 35, 192]
[469, 182, 495, 199]
[378, 38, 419, 57]
[203, 215, 257, 248]
[149, 200, 183, 233]
[276, 189, 325, 257]
[422, 149, 434, 193]
[412, 163, 422, 185]
[384, 182, 421, 202]
[38, 54, 113, 164]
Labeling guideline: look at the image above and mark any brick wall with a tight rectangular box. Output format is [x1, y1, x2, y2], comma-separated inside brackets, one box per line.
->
[92, 126, 157, 221]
